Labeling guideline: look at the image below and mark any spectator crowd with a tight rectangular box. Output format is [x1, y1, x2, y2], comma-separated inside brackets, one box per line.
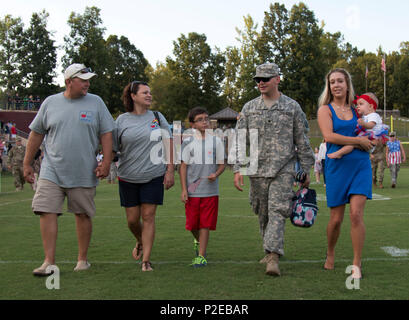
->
[3, 94, 42, 111]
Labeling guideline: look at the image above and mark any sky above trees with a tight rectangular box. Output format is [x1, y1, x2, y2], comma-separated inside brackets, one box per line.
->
[1, 2, 409, 118]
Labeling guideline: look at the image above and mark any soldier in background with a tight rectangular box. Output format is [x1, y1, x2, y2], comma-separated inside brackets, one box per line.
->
[210, 120, 224, 141]
[0, 139, 4, 171]
[371, 138, 386, 188]
[106, 159, 118, 184]
[31, 148, 43, 191]
[233, 63, 314, 276]
[7, 137, 26, 191]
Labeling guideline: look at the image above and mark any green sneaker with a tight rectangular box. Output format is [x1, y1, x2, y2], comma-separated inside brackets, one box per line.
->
[193, 239, 200, 257]
[190, 255, 207, 268]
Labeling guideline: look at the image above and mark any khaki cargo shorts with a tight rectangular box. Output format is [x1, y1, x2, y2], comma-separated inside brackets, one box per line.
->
[32, 179, 96, 218]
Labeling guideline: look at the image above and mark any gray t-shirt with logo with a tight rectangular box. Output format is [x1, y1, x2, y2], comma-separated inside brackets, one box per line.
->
[29, 92, 115, 188]
[113, 110, 172, 183]
[181, 132, 225, 197]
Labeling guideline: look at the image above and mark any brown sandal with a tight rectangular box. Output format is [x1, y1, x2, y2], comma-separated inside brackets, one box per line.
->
[142, 261, 153, 272]
[132, 243, 143, 261]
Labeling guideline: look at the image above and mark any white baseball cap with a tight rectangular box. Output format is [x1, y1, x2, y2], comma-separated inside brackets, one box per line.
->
[64, 63, 96, 80]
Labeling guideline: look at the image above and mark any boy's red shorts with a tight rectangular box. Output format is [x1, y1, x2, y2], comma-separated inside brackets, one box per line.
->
[185, 196, 219, 231]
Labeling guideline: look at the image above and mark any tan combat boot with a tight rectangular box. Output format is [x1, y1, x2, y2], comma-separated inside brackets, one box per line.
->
[265, 253, 281, 276]
[259, 255, 268, 264]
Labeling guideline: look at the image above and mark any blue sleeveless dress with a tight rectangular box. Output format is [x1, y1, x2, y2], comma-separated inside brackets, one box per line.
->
[325, 104, 372, 208]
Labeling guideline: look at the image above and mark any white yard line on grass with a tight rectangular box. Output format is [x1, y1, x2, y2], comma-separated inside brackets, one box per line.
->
[1, 257, 408, 265]
[0, 198, 32, 207]
[2, 212, 409, 219]
[381, 246, 409, 257]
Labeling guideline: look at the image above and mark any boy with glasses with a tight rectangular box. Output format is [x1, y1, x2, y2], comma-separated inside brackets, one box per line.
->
[180, 107, 226, 267]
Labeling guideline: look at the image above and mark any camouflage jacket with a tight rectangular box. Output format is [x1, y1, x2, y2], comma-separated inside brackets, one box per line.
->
[233, 94, 314, 178]
[7, 145, 25, 167]
[371, 140, 386, 161]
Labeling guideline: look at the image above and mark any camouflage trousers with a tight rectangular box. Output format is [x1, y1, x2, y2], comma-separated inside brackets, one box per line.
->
[371, 158, 385, 183]
[12, 166, 25, 189]
[389, 164, 400, 184]
[249, 173, 294, 256]
[107, 162, 117, 182]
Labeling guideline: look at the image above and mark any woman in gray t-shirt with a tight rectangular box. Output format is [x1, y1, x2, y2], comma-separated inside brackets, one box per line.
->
[114, 81, 174, 272]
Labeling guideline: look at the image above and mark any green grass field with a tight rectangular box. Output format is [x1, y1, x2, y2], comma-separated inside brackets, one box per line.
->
[1, 167, 408, 300]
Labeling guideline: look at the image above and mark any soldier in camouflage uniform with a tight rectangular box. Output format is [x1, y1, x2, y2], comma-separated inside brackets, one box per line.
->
[370, 139, 386, 188]
[7, 137, 26, 191]
[233, 63, 314, 276]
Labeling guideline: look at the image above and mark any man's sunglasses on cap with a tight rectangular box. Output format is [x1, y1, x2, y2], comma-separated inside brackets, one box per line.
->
[71, 67, 93, 78]
[254, 77, 274, 84]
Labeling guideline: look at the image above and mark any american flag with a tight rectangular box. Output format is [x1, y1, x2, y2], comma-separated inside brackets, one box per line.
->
[381, 56, 386, 72]
[387, 141, 401, 164]
[388, 150, 401, 164]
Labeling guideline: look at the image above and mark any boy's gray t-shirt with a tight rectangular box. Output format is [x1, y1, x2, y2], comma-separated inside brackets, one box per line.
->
[114, 111, 172, 183]
[29, 92, 114, 188]
[181, 132, 225, 197]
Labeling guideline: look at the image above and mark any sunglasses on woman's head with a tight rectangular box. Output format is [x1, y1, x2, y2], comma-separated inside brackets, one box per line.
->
[130, 80, 148, 92]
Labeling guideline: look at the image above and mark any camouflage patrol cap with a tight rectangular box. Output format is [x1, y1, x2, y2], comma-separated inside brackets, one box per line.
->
[15, 137, 22, 142]
[253, 63, 280, 79]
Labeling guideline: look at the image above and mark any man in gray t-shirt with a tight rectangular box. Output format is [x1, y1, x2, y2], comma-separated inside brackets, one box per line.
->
[28, 92, 114, 187]
[23, 63, 114, 276]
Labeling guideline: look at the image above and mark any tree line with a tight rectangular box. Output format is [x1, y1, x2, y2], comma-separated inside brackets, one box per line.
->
[1, 3, 409, 119]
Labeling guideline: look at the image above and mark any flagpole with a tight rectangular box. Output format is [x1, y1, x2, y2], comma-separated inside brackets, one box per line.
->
[382, 54, 386, 122]
[366, 77, 368, 92]
[365, 63, 368, 92]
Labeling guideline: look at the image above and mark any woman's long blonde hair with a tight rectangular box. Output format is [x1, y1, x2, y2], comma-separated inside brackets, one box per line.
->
[318, 68, 355, 107]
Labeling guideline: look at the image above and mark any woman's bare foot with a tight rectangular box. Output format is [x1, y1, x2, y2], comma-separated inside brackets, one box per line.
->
[324, 252, 335, 270]
[142, 261, 153, 272]
[351, 265, 362, 279]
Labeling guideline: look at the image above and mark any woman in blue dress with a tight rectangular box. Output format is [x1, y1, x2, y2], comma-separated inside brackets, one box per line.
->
[317, 68, 373, 279]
